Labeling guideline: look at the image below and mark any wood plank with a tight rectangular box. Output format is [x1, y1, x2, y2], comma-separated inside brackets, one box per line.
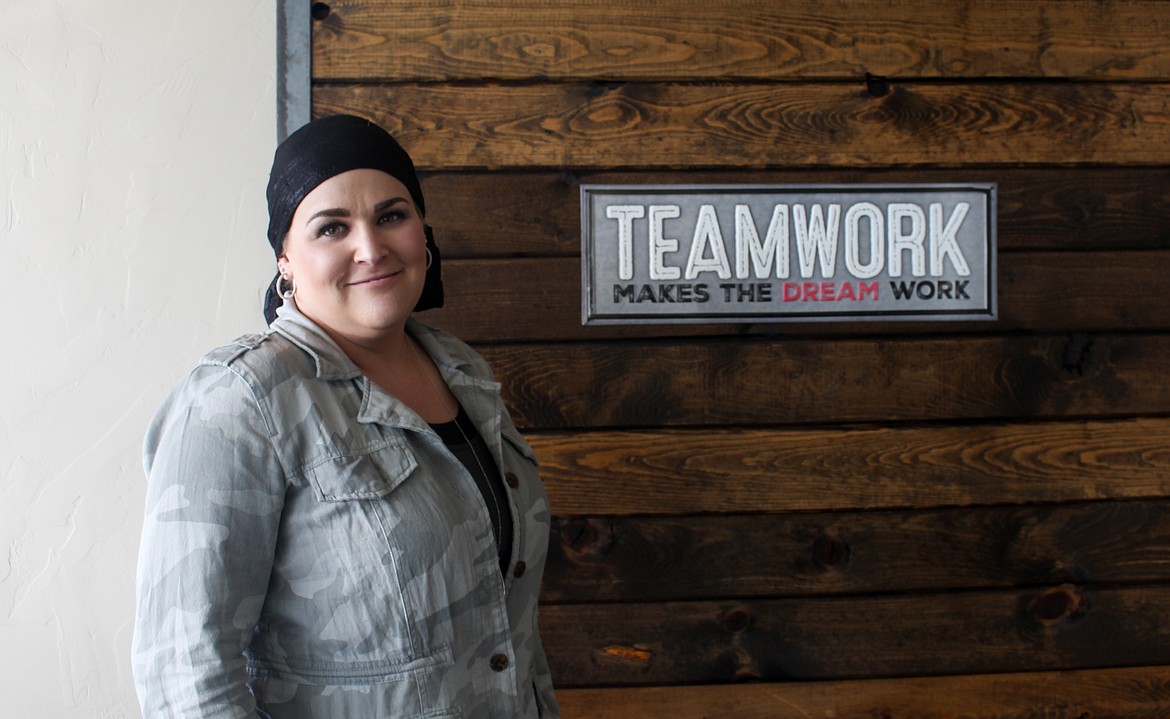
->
[554, 665, 1170, 719]
[541, 500, 1170, 601]
[422, 168, 1170, 257]
[480, 334, 1170, 429]
[423, 251, 1170, 343]
[539, 584, 1170, 685]
[312, 0, 1170, 82]
[531, 418, 1170, 516]
[313, 82, 1170, 169]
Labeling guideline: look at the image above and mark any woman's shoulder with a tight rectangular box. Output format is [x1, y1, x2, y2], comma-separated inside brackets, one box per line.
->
[153, 331, 318, 425]
[199, 329, 289, 365]
[150, 331, 319, 442]
[196, 329, 315, 384]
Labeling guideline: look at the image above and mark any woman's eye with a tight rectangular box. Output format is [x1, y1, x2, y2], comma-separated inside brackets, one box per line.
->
[378, 210, 406, 224]
[318, 222, 346, 238]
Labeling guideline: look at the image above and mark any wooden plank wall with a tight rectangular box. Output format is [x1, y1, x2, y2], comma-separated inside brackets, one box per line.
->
[310, 1, 1170, 715]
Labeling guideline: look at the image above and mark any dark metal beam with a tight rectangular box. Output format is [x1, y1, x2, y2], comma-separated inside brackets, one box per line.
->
[276, 0, 310, 142]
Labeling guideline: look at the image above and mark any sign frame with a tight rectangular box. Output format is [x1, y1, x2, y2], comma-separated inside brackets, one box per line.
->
[580, 183, 997, 325]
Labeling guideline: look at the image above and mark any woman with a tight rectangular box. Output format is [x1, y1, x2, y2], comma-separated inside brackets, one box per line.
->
[133, 115, 559, 718]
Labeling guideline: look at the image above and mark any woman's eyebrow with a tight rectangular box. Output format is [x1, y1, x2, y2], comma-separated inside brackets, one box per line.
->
[305, 207, 350, 224]
[374, 196, 408, 212]
[305, 196, 407, 225]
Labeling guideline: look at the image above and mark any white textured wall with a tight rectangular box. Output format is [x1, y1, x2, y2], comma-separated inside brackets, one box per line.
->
[1, 1, 276, 715]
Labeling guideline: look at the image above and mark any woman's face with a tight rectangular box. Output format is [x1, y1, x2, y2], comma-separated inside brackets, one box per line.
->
[279, 168, 427, 346]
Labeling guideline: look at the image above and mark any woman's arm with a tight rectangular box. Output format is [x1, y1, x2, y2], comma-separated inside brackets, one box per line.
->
[133, 364, 286, 718]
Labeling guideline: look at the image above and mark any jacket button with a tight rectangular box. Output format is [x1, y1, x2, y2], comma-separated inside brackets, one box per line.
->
[513, 560, 527, 578]
[505, 472, 520, 488]
[490, 653, 510, 671]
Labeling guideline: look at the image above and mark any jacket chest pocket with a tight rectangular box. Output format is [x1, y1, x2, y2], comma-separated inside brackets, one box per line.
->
[306, 436, 416, 501]
[269, 437, 458, 676]
[304, 437, 464, 569]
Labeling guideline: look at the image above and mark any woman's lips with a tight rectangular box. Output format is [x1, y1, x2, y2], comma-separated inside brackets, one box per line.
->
[348, 270, 401, 287]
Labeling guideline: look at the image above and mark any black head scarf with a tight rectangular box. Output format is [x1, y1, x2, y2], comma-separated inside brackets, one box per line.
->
[262, 114, 443, 324]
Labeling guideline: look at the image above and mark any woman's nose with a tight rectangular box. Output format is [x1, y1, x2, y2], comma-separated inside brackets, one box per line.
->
[351, 222, 388, 263]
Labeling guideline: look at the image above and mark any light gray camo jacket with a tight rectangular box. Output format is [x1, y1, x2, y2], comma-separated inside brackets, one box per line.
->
[133, 303, 559, 718]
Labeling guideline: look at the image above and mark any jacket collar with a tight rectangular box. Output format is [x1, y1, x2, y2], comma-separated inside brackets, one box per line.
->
[270, 302, 362, 380]
[270, 303, 475, 378]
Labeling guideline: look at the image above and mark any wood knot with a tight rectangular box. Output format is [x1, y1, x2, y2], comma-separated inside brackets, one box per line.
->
[311, 3, 331, 21]
[554, 517, 617, 558]
[585, 81, 624, 99]
[866, 74, 891, 98]
[1062, 333, 1093, 376]
[722, 607, 752, 634]
[1028, 585, 1086, 624]
[812, 537, 852, 567]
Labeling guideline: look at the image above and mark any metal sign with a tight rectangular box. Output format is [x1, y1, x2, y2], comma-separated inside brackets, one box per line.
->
[581, 184, 996, 324]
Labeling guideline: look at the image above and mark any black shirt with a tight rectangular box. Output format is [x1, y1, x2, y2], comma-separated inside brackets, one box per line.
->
[429, 405, 514, 573]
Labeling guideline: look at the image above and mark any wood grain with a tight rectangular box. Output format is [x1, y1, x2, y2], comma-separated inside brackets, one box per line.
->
[422, 251, 1170, 342]
[314, 82, 1170, 169]
[542, 500, 1170, 601]
[479, 334, 1170, 429]
[421, 167, 1170, 257]
[530, 418, 1170, 516]
[312, 0, 1170, 82]
[555, 665, 1170, 719]
[312, 0, 1170, 701]
[540, 584, 1170, 685]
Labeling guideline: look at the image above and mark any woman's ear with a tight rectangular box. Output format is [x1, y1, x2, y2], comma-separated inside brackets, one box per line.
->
[276, 233, 291, 270]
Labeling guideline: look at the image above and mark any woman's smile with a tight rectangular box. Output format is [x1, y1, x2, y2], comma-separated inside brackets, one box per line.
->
[347, 269, 402, 288]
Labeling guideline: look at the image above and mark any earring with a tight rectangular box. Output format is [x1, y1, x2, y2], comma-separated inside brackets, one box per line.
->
[425, 247, 433, 270]
[277, 272, 297, 300]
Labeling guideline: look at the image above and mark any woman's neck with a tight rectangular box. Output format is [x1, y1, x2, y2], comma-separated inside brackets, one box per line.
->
[324, 321, 458, 424]
[324, 321, 412, 374]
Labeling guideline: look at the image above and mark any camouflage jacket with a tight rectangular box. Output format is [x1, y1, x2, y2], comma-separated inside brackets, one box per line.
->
[133, 304, 559, 718]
